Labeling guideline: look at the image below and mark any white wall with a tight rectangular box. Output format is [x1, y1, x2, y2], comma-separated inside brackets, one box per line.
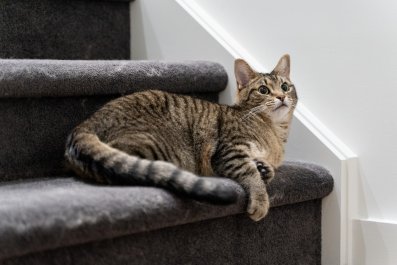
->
[189, 0, 397, 222]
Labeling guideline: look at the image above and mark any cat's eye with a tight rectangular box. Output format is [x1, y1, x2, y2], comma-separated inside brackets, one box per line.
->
[258, 86, 270, 95]
[281, 82, 289, 92]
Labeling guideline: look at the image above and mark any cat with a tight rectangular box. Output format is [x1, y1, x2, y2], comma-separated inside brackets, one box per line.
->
[65, 55, 298, 221]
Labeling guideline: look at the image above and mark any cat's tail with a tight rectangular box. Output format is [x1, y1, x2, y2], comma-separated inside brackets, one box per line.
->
[65, 128, 238, 205]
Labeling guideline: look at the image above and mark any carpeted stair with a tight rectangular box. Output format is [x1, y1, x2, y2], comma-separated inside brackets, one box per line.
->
[0, 1, 333, 264]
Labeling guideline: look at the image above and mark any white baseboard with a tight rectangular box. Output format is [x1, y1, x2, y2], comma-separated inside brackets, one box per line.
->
[351, 219, 397, 265]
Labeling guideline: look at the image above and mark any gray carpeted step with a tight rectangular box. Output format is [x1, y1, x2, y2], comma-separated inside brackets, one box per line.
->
[0, 60, 228, 97]
[0, 0, 132, 59]
[2, 200, 323, 265]
[0, 59, 227, 181]
[0, 161, 333, 263]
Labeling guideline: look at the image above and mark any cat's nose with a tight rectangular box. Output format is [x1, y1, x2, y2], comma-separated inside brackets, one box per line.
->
[277, 96, 285, 102]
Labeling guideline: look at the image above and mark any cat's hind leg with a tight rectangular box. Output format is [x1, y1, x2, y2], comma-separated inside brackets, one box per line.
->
[108, 133, 169, 162]
[106, 135, 238, 204]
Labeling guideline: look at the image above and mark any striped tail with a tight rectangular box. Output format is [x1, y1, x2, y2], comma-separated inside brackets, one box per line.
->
[65, 129, 238, 205]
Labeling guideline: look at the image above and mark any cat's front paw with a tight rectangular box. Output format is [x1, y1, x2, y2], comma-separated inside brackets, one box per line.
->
[247, 195, 270, 221]
[255, 161, 275, 184]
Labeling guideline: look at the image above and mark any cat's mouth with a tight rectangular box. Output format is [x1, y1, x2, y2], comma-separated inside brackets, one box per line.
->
[274, 102, 289, 111]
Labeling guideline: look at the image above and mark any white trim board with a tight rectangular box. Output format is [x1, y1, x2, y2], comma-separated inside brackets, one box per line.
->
[351, 219, 397, 265]
[175, 1, 357, 264]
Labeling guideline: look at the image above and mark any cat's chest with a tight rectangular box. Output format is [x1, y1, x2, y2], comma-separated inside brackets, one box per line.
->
[246, 138, 284, 168]
[247, 141, 268, 159]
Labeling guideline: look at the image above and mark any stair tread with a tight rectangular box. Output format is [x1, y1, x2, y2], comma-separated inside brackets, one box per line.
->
[0, 161, 333, 260]
[0, 60, 227, 98]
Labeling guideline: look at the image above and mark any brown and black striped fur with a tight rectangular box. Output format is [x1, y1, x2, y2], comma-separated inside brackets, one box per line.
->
[65, 55, 297, 221]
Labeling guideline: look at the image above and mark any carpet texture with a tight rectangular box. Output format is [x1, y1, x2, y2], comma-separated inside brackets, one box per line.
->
[1, 200, 322, 265]
[0, 0, 130, 59]
[0, 60, 228, 97]
[0, 161, 333, 262]
[0, 96, 118, 180]
[0, 60, 226, 181]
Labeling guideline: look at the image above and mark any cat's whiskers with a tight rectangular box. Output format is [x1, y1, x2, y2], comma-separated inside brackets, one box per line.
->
[242, 105, 267, 121]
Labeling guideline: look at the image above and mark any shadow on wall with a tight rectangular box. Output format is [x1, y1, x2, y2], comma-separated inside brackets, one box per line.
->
[130, 0, 237, 105]
[131, 0, 159, 60]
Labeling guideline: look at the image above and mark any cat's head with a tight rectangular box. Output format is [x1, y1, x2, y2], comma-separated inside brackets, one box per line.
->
[234, 55, 298, 122]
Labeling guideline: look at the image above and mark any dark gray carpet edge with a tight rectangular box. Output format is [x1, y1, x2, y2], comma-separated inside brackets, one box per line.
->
[0, 60, 228, 97]
[2, 200, 321, 265]
[0, 161, 333, 260]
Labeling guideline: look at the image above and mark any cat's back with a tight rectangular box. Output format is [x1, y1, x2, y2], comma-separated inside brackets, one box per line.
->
[112, 90, 216, 115]
[88, 90, 221, 141]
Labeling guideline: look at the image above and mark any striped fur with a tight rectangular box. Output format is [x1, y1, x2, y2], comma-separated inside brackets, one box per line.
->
[65, 55, 298, 221]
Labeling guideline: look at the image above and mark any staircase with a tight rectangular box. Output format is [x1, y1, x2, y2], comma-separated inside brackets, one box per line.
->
[0, 1, 333, 264]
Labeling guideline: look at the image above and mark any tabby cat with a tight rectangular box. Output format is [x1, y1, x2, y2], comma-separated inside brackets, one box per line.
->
[65, 55, 297, 221]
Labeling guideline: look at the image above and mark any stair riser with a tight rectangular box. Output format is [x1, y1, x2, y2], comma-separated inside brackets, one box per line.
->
[0, 0, 130, 59]
[0, 96, 116, 180]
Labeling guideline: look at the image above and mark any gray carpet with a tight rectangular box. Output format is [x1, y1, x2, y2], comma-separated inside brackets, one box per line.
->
[0, 60, 228, 97]
[1, 200, 322, 265]
[0, 0, 130, 59]
[0, 161, 333, 262]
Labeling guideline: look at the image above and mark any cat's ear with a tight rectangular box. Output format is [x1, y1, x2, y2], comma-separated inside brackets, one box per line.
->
[235, 59, 256, 89]
[271, 54, 290, 78]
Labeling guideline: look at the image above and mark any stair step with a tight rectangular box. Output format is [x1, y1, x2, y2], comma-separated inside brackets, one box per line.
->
[0, 60, 227, 181]
[0, 0, 131, 59]
[0, 60, 228, 98]
[0, 161, 333, 262]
